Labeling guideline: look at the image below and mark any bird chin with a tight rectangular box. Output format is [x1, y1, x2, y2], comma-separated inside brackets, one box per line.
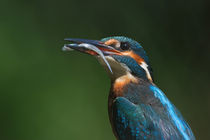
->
[96, 56, 131, 81]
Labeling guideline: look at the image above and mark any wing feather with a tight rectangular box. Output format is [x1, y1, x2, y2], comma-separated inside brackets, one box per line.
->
[112, 97, 162, 140]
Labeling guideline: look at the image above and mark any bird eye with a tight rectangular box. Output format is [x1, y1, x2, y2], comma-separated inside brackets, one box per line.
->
[120, 42, 130, 50]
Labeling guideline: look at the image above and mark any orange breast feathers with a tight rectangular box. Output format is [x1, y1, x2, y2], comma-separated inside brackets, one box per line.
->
[113, 73, 138, 96]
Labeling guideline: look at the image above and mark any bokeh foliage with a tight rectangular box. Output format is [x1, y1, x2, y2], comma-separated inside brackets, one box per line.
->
[0, 0, 209, 139]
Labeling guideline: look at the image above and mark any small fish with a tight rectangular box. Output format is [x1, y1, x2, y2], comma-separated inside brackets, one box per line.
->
[62, 43, 113, 73]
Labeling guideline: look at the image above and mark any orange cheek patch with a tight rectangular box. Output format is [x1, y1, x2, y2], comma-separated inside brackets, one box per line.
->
[104, 40, 145, 64]
[104, 39, 120, 46]
[121, 51, 145, 65]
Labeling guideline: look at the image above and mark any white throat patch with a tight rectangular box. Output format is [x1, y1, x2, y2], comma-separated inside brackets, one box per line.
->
[140, 62, 152, 81]
[97, 56, 131, 80]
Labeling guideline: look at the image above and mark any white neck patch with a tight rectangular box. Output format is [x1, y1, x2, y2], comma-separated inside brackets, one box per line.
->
[140, 62, 153, 81]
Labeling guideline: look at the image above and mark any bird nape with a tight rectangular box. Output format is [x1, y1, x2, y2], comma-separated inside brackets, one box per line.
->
[62, 36, 195, 140]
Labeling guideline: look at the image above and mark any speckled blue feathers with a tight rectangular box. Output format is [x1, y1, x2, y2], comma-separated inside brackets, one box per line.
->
[113, 97, 162, 140]
[110, 81, 195, 140]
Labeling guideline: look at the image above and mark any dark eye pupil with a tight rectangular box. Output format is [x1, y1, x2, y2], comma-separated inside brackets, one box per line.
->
[120, 42, 130, 50]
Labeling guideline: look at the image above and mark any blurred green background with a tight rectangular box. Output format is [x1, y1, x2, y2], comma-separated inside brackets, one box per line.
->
[0, 0, 209, 139]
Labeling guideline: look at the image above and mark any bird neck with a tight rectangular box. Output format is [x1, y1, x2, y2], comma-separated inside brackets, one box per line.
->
[110, 55, 153, 82]
[110, 72, 151, 97]
[111, 72, 138, 96]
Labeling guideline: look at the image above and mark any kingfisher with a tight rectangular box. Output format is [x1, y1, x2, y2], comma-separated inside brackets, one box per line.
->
[62, 36, 195, 140]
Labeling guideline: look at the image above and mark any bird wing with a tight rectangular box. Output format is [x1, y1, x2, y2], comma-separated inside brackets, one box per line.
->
[112, 97, 162, 140]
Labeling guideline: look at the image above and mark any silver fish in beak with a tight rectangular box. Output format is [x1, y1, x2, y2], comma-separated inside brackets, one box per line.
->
[62, 38, 120, 74]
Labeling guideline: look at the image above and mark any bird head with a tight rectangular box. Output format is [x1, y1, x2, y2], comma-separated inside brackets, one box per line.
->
[63, 36, 153, 82]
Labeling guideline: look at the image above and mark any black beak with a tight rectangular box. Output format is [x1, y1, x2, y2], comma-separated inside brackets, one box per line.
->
[64, 38, 105, 48]
[63, 38, 115, 53]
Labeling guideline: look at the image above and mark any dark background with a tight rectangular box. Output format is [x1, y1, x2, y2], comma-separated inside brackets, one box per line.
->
[0, 0, 209, 139]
